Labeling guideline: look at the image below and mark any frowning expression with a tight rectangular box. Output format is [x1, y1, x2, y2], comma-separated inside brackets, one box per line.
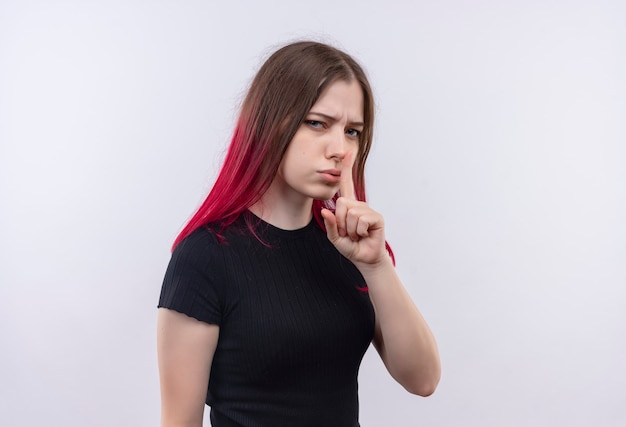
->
[274, 79, 364, 204]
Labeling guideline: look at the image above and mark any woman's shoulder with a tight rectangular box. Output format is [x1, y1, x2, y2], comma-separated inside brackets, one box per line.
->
[176, 224, 220, 248]
[170, 224, 228, 269]
[173, 215, 252, 257]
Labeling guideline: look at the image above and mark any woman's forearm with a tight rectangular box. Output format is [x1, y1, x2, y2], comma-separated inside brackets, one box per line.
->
[357, 257, 441, 396]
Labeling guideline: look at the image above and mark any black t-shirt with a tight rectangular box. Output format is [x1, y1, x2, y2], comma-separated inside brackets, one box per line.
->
[159, 212, 375, 426]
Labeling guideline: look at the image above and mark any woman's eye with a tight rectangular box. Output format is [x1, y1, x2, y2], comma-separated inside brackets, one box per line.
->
[306, 120, 323, 128]
[346, 128, 361, 138]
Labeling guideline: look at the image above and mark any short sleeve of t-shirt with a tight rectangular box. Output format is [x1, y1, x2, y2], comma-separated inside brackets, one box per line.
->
[158, 228, 223, 325]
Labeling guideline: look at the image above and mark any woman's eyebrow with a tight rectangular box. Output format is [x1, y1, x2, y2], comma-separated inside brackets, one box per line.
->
[308, 111, 364, 127]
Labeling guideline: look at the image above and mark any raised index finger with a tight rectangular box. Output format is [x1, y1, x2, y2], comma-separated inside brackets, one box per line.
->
[339, 151, 356, 200]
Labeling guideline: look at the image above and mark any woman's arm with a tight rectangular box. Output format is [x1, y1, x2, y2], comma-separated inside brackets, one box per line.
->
[157, 308, 219, 427]
[321, 153, 441, 396]
[358, 259, 440, 396]
[322, 211, 441, 396]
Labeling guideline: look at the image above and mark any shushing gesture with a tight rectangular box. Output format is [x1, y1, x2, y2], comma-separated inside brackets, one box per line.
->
[321, 152, 389, 267]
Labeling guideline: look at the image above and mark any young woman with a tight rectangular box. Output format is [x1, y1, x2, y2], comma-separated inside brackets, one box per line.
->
[157, 41, 440, 427]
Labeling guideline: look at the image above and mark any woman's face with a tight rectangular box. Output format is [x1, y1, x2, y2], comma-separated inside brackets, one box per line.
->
[274, 79, 364, 204]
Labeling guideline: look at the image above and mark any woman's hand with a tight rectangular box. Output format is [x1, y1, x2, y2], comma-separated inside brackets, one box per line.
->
[321, 153, 389, 267]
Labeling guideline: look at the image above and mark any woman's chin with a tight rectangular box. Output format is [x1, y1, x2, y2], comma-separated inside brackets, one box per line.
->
[312, 191, 338, 201]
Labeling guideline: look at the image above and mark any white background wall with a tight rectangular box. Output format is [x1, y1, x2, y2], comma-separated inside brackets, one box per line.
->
[1, 1, 625, 426]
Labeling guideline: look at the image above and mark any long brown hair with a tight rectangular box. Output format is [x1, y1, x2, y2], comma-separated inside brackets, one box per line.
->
[173, 41, 376, 249]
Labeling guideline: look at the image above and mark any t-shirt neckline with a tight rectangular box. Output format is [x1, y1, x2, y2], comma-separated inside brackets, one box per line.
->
[243, 210, 317, 240]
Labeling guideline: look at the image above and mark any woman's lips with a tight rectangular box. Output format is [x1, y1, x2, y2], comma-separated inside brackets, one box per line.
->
[318, 169, 341, 183]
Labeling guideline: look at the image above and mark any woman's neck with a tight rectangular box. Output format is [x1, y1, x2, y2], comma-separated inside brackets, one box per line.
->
[249, 188, 313, 231]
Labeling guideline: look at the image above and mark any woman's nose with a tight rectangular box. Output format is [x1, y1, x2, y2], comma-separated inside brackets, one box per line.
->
[326, 129, 349, 159]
